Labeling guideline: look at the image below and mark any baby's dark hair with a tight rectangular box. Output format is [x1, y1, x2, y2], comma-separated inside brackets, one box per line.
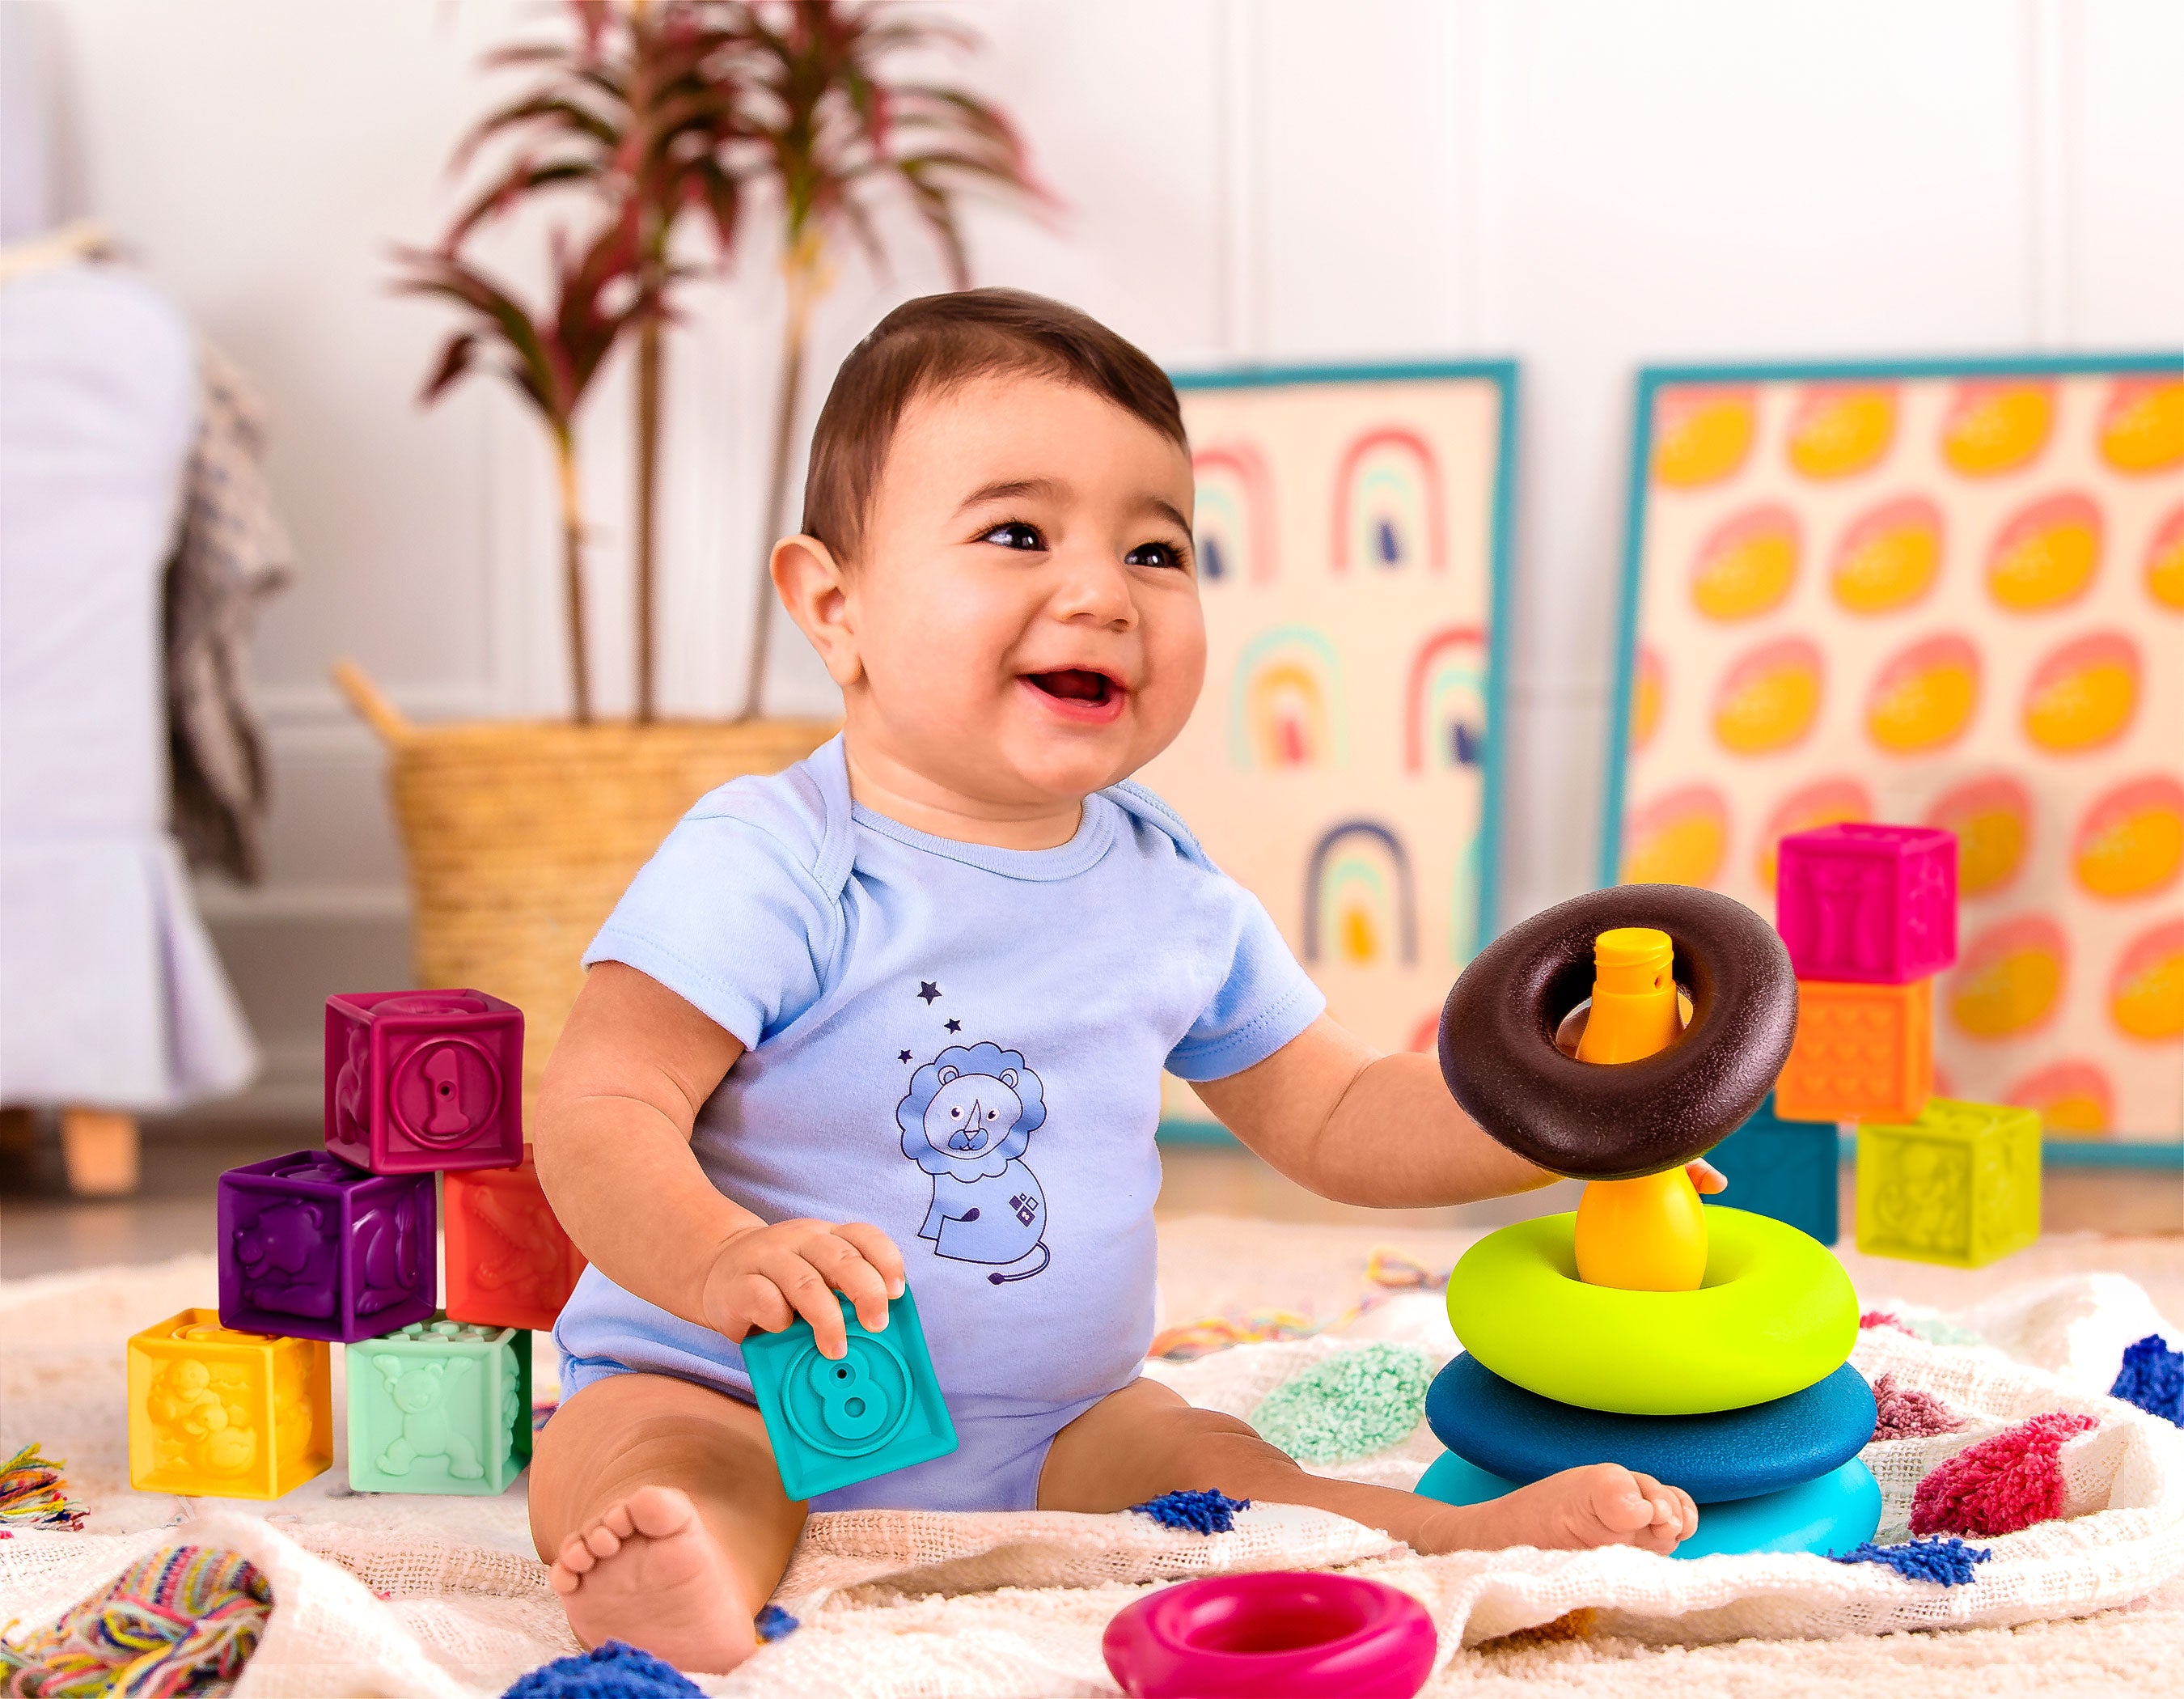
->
[800, 288, 1187, 560]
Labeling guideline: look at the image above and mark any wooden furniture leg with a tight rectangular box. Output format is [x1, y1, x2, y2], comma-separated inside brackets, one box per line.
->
[61, 1108, 140, 1197]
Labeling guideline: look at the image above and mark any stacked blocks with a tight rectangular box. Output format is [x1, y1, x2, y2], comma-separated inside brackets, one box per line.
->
[445, 1155, 587, 1333]
[218, 1152, 434, 1341]
[131, 988, 552, 1501]
[346, 1316, 532, 1495]
[1705, 1091, 1839, 1244]
[1774, 824, 1953, 1124]
[1774, 824, 2042, 1269]
[1419, 1209, 1881, 1558]
[324, 989, 524, 1172]
[127, 1310, 332, 1498]
[743, 1290, 957, 1499]
[1856, 1099, 2042, 1267]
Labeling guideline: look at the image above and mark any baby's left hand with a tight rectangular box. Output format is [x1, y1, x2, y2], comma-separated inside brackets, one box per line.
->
[1686, 1159, 1725, 1195]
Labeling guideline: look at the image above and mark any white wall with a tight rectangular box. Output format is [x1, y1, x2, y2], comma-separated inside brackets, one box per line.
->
[27, 0, 2184, 1113]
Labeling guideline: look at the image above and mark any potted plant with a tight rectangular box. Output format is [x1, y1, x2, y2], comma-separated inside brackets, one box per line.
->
[339, 1, 1044, 1095]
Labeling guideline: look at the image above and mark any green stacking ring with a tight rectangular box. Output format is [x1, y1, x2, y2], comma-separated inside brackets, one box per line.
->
[1445, 1207, 1858, 1416]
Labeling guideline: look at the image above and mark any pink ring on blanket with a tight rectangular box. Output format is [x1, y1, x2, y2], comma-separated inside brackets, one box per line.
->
[1101, 1572, 1436, 1698]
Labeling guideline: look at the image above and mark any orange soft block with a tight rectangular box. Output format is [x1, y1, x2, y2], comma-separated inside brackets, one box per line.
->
[1776, 977, 1933, 1123]
[445, 1155, 587, 1333]
[127, 1309, 331, 1499]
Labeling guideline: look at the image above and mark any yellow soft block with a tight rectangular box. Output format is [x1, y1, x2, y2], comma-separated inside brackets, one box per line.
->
[1855, 1100, 2042, 1269]
[127, 1308, 332, 1499]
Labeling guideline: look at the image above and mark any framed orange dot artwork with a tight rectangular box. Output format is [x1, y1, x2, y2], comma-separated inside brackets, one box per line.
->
[1606, 354, 2184, 1147]
[1140, 362, 1518, 1137]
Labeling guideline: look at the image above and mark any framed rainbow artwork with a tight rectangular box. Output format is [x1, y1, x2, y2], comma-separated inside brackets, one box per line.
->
[1604, 354, 2184, 1144]
[1143, 361, 1519, 1134]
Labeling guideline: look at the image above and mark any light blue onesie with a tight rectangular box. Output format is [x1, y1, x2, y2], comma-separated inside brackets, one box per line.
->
[553, 735, 1323, 1512]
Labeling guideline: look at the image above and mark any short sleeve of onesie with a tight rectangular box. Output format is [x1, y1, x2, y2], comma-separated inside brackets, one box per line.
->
[582, 799, 833, 1050]
[1162, 879, 1326, 1083]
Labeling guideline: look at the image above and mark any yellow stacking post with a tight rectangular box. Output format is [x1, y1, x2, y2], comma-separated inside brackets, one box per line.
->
[1572, 928, 1707, 1291]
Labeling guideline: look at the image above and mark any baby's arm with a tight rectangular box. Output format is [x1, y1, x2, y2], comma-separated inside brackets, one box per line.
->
[535, 962, 902, 1358]
[1193, 1015, 1720, 1208]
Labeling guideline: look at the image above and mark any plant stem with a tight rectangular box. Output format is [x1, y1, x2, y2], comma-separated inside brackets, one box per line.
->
[554, 432, 594, 724]
[741, 244, 821, 722]
[634, 315, 661, 722]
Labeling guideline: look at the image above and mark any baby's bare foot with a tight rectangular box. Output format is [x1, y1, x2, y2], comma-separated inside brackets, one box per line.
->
[548, 1485, 759, 1674]
[1420, 1463, 1698, 1556]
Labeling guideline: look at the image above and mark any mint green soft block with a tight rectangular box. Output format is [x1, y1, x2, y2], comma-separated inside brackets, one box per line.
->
[346, 1316, 531, 1494]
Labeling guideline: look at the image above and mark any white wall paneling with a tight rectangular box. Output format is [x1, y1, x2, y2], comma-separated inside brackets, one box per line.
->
[25, 0, 2183, 1116]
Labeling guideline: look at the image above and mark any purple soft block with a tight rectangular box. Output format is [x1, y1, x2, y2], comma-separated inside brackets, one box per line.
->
[218, 1150, 436, 1341]
[1776, 824, 1958, 984]
[324, 989, 524, 1173]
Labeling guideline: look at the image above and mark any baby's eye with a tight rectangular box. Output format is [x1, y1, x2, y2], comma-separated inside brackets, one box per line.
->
[1125, 540, 1185, 571]
[980, 521, 1044, 551]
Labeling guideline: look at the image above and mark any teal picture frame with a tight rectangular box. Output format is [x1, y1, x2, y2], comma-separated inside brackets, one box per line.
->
[1602, 350, 2184, 1162]
[1158, 358, 1522, 1146]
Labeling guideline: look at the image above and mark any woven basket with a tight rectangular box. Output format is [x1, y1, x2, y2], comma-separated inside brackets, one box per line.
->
[335, 661, 835, 1100]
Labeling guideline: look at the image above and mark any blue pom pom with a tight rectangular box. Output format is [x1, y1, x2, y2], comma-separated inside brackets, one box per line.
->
[755, 1604, 799, 1642]
[2110, 1335, 2184, 1426]
[1129, 1489, 1251, 1535]
[1831, 1536, 1992, 1587]
[502, 1639, 706, 1697]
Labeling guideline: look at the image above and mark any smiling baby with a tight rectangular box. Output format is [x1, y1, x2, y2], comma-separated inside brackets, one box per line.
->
[528, 289, 1704, 1673]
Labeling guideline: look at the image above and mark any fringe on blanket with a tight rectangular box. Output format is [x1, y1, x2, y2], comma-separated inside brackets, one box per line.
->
[0, 1446, 84, 1532]
[0, 1544, 269, 1698]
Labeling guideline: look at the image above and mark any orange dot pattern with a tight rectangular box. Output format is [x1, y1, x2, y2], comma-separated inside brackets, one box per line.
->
[1627, 366, 2184, 1138]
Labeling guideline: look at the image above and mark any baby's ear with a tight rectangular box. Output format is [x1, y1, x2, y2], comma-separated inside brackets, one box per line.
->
[770, 532, 862, 688]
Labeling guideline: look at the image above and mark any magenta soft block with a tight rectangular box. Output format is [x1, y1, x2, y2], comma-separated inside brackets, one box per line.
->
[324, 989, 524, 1173]
[218, 1150, 436, 1341]
[1776, 823, 1958, 984]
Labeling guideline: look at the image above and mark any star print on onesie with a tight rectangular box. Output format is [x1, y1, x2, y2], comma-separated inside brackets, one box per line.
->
[554, 735, 1323, 1512]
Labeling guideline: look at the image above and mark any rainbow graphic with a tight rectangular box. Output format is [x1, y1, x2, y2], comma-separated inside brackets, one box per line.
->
[1333, 426, 1445, 574]
[1403, 625, 1488, 773]
[1192, 442, 1276, 587]
[1227, 625, 1346, 770]
[1305, 821, 1417, 967]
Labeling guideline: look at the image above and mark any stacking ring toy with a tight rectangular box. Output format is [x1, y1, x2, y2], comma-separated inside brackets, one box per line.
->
[1101, 1573, 1436, 1698]
[1415, 1452, 1882, 1561]
[1438, 884, 1797, 1179]
[1445, 1208, 1857, 1415]
[1426, 1355, 1877, 1502]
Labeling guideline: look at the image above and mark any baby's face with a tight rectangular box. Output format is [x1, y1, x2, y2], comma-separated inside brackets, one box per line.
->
[838, 374, 1203, 811]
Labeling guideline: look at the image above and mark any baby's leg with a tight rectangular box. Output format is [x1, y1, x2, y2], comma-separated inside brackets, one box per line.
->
[1039, 1379, 1695, 1556]
[530, 1372, 806, 1675]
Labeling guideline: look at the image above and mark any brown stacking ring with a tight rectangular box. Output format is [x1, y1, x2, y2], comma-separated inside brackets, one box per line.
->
[1438, 883, 1797, 1180]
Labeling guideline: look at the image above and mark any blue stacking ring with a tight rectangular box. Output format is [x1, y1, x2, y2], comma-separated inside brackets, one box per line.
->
[1425, 1354, 1877, 1505]
[1415, 1451, 1882, 1561]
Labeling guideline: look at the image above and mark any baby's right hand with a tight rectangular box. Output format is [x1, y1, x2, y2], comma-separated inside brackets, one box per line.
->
[698, 1218, 907, 1360]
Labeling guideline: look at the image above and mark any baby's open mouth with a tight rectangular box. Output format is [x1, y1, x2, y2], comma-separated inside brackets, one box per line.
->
[1026, 668, 1117, 705]
[1022, 668, 1127, 723]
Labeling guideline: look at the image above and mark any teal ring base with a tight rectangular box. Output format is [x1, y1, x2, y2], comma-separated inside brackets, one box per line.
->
[1415, 1451, 1881, 1560]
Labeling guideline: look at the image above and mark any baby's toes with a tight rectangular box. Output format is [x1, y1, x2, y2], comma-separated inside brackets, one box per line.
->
[1580, 1464, 1658, 1540]
[582, 1520, 627, 1561]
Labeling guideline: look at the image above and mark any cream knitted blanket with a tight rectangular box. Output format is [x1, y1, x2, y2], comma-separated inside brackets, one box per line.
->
[3, 1227, 2181, 1697]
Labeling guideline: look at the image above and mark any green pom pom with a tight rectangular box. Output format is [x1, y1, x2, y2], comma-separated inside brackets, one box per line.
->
[1252, 1345, 1435, 1464]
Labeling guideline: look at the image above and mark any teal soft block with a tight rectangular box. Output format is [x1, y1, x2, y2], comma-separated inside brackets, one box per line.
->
[743, 1288, 956, 1501]
[1415, 1451, 1880, 1559]
[346, 1316, 530, 1494]
[1707, 1092, 1839, 1244]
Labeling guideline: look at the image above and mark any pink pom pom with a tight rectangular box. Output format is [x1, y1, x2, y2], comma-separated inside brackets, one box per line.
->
[1911, 1411, 2097, 1537]
[1870, 1373, 1967, 1442]
[1860, 1310, 1916, 1337]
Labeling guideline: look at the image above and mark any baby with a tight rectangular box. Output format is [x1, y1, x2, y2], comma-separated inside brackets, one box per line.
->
[531, 288, 1704, 1674]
